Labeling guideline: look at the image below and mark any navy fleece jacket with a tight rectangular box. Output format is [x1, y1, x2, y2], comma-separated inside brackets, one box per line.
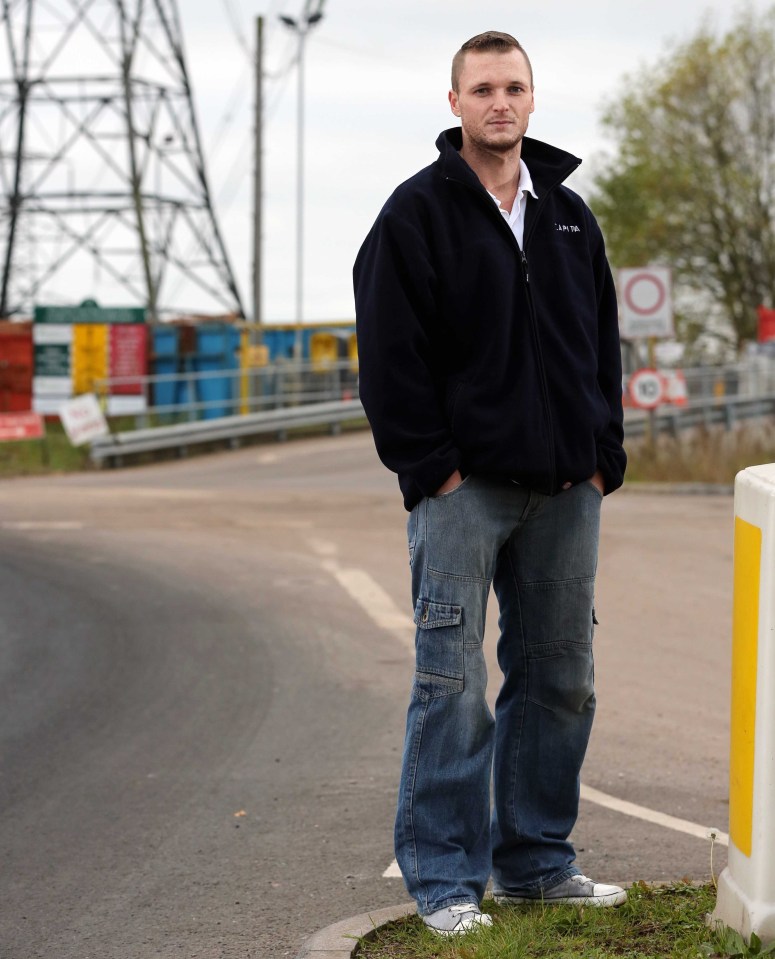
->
[354, 128, 626, 511]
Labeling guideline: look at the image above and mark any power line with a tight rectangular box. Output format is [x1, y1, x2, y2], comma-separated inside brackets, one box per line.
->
[218, 0, 253, 62]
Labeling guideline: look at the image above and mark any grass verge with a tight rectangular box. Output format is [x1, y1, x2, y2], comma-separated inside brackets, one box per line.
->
[0, 417, 372, 477]
[0, 421, 91, 476]
[354, 883, 774, 958]
[625, 424, 775, 486]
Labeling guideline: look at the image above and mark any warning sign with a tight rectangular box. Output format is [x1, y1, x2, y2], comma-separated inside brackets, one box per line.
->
[59, 393, 109, 446]
[619, 267, 674, 339]
[0, 412, 45, 441]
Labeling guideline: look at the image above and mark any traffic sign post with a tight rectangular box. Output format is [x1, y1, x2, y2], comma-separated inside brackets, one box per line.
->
[619, 267, 674, 340]
[628, 367, 664, 445]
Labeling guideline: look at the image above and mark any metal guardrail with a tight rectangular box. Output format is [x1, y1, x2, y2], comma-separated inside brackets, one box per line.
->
[624, 395, 775, 438]
[89, 392, 775, 467]
[86, 355, 775, 466]
[90, 398, 366, 465]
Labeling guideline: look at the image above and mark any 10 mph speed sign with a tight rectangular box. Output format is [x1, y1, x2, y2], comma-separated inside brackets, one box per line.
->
[628, 369, 665, 409]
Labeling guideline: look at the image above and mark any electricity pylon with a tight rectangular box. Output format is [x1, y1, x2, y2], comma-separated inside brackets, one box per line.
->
[0, 0, 245, 320]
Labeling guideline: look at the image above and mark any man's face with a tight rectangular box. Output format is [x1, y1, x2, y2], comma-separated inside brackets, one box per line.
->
[449, 49, 535, 153]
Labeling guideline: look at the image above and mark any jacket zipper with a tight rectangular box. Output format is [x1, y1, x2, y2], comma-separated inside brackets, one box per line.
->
[518, 244, 556, 491]
[446, 168, 578, 493]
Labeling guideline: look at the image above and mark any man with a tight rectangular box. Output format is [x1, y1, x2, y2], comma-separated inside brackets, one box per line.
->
[353, 31, 627, 936]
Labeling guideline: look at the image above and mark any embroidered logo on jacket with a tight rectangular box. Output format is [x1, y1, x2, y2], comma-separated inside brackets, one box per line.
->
[555, 223, 581, 233]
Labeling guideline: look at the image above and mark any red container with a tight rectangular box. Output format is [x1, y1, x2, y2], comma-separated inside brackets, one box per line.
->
[109, 324, 148, 394]
[0, 391, 33, 413]
[0, 321, 33, 399]
[758, 306, 775, 343]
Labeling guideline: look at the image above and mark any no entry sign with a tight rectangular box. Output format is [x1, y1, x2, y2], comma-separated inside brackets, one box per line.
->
[619, 267, 674, 339]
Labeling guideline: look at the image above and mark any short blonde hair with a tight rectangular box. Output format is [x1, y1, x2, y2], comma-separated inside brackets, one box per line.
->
[451, 32, 533, 92]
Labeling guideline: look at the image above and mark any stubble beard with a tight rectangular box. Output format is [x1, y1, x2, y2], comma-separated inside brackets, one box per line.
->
[470, 129, 524, 154]
[463, 117, 526, 155]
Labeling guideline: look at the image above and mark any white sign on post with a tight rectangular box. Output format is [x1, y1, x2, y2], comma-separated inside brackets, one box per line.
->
[619, 267, 674, 338]
[59, 393, 109, 446]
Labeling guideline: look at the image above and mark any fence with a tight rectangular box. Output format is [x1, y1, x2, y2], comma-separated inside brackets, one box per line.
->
[94, 357, 359, 423]
[88, 357, 775, 466]
[636, 360, 775, 405]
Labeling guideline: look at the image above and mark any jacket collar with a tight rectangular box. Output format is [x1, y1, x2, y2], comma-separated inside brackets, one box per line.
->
[434, 127, 581, 195]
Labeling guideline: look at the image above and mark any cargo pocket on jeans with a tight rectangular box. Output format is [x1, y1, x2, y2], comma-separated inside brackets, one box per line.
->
[413, 599, 464, 699]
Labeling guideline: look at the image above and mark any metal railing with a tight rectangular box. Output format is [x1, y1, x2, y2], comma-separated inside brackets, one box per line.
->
[89, 398, 366, 465]
[624, 394, 775, 439]
[623, 360, 775, 405]
[88, 357, 775, 466]
[94, 358, 359, 424]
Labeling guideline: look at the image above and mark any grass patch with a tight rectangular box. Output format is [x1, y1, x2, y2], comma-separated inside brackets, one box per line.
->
[0, 416, 373, 476]
[625, 424, 775, 486]
[355, 883, 772, 958]
[0, 420, 91, 476]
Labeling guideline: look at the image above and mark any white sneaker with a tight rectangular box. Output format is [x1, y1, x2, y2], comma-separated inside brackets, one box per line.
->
[422, 902, 494, 936]
[493, 874, 627, 907]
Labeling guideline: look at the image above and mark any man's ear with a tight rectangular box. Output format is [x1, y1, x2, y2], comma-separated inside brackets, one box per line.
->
[448, 89, 461, 117]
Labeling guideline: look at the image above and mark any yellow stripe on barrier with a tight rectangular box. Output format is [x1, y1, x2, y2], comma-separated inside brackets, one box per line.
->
[730, 515, 762, 857]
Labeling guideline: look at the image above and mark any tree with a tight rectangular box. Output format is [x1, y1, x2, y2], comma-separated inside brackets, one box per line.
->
[590, 6, 775, 355]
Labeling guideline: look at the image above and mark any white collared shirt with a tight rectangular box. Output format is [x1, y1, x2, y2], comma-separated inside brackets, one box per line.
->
[487, 159, 538, 249]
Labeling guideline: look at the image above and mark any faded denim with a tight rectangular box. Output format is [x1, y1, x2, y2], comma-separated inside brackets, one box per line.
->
[396, 475, 602, 915]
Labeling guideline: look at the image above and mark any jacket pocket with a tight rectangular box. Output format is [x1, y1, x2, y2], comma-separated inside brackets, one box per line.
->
[413, 599, 464, 698]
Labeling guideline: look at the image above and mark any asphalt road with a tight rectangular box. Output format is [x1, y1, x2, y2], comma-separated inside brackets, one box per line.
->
[0, 430, 735, 957]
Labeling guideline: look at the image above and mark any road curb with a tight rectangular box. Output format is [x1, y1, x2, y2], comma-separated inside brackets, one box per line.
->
[295, 902, 416, 958]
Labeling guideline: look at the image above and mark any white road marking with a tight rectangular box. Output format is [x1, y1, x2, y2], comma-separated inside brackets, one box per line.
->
[68, 487, 215, 500]
[322, 564, 414, 645]
[309, 538, 415, 653]
[257, 433, 369, 465]
[2, 521, 84, 530]
[579, 784, 728, 845]
[383, 860, 402, 879]
[307, 537, 339, 558]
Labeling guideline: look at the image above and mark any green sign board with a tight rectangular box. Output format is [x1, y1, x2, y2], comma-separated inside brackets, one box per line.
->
[34, 343, 71, 377]
[35, 299, 146, 324]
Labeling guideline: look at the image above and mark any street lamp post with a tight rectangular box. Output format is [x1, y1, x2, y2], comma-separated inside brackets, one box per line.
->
[279, 3, 324, 361]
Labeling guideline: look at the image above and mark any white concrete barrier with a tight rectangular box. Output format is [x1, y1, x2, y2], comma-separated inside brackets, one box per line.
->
[713, 463, 775, 944]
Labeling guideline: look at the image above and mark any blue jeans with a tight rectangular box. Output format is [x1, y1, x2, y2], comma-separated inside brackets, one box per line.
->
[396, 474, 602, 915]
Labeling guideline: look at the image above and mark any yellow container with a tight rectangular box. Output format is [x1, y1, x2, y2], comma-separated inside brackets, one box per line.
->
[310, 332, 339, 371]
[72, 324, 108, 394]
